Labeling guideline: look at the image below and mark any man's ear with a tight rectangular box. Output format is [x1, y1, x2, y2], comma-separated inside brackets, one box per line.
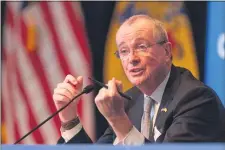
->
[164, 42, 172, 60]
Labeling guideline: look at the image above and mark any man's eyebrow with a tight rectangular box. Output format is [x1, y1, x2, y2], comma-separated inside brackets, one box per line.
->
[133, 37, 148, 42]
[118, 38, 149, 48]
[118, 42, 126, 48]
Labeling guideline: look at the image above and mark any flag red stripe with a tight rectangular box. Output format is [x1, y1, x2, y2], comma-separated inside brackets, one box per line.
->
[20, 18, 61, 133]
[5, 5, 14, 28]
[39, 2, 84, 119]
[6, 55, 21, 143]
[14, 123, 21, 144]
[1, 97, 5, 124]
[63, 2, 92, 66]
[62, 2, 93, 119]
[2, 47, 7, 66]
[15, 63, 45, 144]
[39, 2, 71, 76]
[4, 3, 21, 143]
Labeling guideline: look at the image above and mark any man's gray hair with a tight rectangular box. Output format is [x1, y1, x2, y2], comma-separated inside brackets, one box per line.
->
[122, 14, 169, 43]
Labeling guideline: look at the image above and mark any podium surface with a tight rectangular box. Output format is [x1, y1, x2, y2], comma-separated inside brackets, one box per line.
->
[2, 144, 225, 150]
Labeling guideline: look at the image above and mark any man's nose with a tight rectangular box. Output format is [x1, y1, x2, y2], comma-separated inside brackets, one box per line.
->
[128, 51, 140, 65]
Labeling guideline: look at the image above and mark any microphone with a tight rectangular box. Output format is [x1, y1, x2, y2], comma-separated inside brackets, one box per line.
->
[14, 84, 95, 144]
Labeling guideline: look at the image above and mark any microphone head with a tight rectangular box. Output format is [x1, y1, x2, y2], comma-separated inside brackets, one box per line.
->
[82, 85, 95, 94]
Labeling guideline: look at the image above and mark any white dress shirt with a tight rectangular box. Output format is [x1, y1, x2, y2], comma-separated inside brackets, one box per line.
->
[61, 71, 170, 144]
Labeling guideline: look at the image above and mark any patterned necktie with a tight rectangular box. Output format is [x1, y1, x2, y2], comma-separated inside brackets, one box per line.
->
[141, 96, 155, 139]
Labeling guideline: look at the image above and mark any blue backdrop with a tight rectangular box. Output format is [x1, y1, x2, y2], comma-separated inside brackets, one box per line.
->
[205, 2, 225, 106]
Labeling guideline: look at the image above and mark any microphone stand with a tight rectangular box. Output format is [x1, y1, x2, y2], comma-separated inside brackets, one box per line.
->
[14, 85, 95, 144]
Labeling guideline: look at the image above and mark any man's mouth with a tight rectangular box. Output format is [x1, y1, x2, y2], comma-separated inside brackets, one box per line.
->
[129, 68, 144, 76]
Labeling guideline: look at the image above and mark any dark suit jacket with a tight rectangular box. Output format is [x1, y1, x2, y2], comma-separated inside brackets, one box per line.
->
[58, 65, 225, 144]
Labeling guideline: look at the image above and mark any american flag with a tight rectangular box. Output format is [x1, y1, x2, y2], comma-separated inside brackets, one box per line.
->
[2, 1, 95, 144]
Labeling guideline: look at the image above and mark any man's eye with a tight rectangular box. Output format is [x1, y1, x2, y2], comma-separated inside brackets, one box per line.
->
[138, 44, 147, 50]
[120, 49, 129, 54]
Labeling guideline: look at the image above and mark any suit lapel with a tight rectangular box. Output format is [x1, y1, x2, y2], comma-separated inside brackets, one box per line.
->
[127, 94, 144, 131]
[124, 86, 144, 131]
[153, 65, 181, 141]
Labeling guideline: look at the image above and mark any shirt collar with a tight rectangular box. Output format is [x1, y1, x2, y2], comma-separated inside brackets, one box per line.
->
[144, 71, 171, 104]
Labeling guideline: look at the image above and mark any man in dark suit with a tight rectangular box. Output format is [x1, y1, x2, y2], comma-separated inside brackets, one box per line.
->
[53, 15, 225, 144]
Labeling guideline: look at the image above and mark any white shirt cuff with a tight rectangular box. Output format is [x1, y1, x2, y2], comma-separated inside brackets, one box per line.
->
[61, 123, 83, 143]
[113, 126, 145, 145]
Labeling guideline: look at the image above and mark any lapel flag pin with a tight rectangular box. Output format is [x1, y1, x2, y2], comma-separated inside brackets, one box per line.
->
[161, 108, 167, 112]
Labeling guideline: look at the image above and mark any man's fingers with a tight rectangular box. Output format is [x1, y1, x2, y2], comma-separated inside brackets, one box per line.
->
[54, 88, 73, 100]
[108, 78, 117, 95]
[53, 93, 70, 103]
[54, 75, 84, 103]
[63, 75, 83, 90]
[115, 79, 123, 91]
[76, 76, 83, 89]
[64, 74, 78, 85]
[95, 88, 107, 105]
[108, 78, 123, 93]
[57, 83, 76, 96]
[77, 76, 83, 84]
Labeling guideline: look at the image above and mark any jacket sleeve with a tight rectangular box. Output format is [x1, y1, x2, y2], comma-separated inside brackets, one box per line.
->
[96, 126, 115, 144]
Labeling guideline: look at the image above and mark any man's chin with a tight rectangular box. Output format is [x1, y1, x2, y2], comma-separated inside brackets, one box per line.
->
[130, 78, 145, 87]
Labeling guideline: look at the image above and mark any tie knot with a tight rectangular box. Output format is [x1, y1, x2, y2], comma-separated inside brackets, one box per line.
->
[144, 96, 154, 113]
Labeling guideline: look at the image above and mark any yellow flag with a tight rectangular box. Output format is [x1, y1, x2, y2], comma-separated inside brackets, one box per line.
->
[104, 2, 199, 91]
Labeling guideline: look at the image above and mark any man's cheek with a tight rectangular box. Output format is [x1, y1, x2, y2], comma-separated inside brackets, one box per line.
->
[121, 62, 128, 73]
